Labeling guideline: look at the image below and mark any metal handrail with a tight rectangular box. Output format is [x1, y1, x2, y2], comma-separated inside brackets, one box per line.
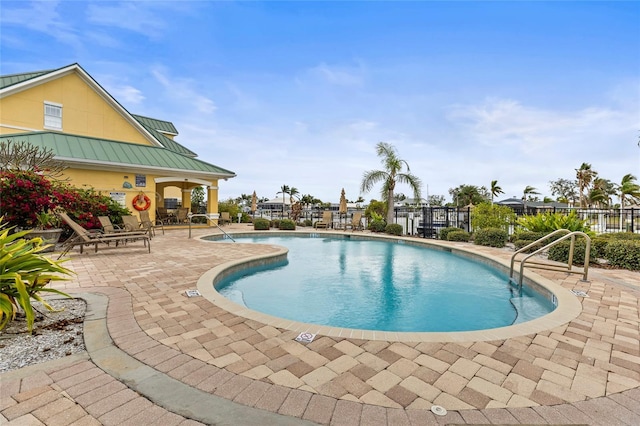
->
[187, 214, 235, 241]
[509, 229, 591, 288]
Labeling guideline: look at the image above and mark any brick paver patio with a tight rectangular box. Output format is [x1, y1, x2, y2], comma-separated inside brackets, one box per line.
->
[1, 224, 639, 425]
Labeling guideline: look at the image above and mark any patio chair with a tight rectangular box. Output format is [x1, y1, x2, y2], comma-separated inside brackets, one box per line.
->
[121, 215, 154, 237]
[219, 211, 231, 225]
[57, 211, 150, 259]
[315, 211, 332, 229]
[98, 216, 125, 234]
[175, 207, 189, 224]
[139, 210, 162, 236]
[156, 207, 174, 225]
[345, 211, 364, 232]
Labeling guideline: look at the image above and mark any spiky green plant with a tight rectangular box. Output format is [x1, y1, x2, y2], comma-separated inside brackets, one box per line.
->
[0, 218, 74, 332]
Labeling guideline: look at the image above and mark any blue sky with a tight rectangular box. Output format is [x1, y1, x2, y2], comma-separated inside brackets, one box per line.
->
[2, 1, 639, 204]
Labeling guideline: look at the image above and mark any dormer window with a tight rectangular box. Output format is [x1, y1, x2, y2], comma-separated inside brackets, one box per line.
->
[44, 102, 62, 130]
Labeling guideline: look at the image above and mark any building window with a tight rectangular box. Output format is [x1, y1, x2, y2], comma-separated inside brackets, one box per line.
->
[44, 102, 62, 130]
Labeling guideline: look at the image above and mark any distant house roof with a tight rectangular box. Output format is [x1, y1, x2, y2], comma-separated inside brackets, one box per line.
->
[496, 198, 568, 208]
[0, 132, 235, 179]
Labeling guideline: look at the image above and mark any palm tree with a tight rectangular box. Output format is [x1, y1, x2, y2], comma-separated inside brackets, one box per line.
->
[276, 184, 290, 216]
[576, 163, 597, 208]
[619, 174, 640, 231]
[619, 173, 640, 208]
[289, 187, 300, 204]
[360, 142, 422, 225]
[490, 180, 504, 204]
[522, 186, 540, 213]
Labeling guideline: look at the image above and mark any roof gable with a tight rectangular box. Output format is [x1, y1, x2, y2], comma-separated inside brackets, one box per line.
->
[0, 63, 164, 148]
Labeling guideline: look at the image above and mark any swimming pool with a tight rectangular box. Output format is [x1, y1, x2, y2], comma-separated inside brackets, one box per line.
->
[211, 234, 555, 333]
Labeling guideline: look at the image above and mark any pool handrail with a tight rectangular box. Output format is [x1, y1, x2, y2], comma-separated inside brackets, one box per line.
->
[509, 229, 591, 289]
[187, 213, 236, 241]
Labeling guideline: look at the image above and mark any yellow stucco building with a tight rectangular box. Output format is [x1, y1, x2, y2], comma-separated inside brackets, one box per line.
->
[0, 63, 235, 224]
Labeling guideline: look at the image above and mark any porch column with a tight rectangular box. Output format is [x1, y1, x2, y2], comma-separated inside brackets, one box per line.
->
[207, 182, 219, 226]
[181, 188, 192, 211]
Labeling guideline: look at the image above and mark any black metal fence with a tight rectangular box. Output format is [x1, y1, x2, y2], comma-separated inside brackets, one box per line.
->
[252, 205, 640, 238]
[392, 206, 640, 238]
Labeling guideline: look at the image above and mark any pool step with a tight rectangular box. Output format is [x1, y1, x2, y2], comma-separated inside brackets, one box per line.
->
[510, 296, 548, 324]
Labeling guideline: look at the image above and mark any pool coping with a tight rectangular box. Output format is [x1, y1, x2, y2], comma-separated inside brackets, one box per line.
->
[196, 231, 583, 343]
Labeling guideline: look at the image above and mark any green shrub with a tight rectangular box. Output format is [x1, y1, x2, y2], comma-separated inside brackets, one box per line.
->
[591, 237, 610, 259]
[368, 219, 386, 233]
[447, 230, 471, 242]
[439, 227, 462, 241]
[517, 210, 592, 235]
[473, 228, 508, 248]
[471, 202, 516, 232]
[0, 219, 73, 332]
[605, 240, 640, 270]
[271, 219, 281, 229]
[385, 224, 403, 236]
[512, 231, 548, 242]
[600, 232, 640, 241]
[279, 219, 296, 230]
[253, 218, 270, 230]
[513, 239, 542, 251]
[304, 219, 313, 227]
[547, 239, 594, 265]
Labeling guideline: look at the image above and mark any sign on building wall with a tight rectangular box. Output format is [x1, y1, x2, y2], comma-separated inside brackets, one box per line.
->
[110, 192, 126, 207]
[135, 174, 146, 187]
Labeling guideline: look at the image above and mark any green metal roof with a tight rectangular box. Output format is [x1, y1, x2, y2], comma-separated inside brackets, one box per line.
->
[0, 132, 235, 178]
[132, 114, 178, 135]
[0, 69, 56, 90]
[132, 115, 197, 157]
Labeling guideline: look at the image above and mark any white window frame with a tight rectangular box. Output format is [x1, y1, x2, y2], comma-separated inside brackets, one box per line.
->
[44, 101, 62, 130]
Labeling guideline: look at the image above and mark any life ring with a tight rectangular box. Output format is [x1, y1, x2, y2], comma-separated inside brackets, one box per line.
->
[132, 193, 151, 211]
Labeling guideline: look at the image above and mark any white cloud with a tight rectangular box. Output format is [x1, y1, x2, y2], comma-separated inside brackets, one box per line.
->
[300, 62, 366, 87]
[1, 1, 82, 50]
[86, 2, 166, 39]
[151, 66, 217, 114]
[110, 85, 145, 105]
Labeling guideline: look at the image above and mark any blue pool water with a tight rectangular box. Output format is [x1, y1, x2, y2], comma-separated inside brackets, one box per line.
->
[214, 235, 555, 332]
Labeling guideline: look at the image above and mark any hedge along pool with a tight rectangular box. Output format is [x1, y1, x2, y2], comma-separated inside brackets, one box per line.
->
[208, 234, 557, 333]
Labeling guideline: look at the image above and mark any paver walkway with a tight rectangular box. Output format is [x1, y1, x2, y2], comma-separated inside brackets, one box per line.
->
[1, 224, 639, 425]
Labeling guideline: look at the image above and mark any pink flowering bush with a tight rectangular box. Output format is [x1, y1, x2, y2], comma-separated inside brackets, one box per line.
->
[0, 169, 129, 236]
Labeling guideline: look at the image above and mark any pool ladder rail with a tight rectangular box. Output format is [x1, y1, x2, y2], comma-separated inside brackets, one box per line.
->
[509, 229, 591, 289]
[187, 213, 236, 241]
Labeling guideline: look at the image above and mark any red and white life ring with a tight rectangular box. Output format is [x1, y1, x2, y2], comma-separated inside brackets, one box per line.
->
[132, 193, 151, 211]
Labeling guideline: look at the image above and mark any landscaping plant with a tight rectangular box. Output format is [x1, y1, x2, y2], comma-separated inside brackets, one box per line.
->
[0, 218, 73, 332]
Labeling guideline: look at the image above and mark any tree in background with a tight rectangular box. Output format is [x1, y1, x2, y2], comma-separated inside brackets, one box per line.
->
[490, 180, 504, 204]
[576, 162, 597, 208]
[549, 178, 578, 205]
[619, 173, 640, 209]
[448, 184, 487, 207]
[588, 178, 615, 207]
[276, 184, 291, 215]
[0, 140, 66, 179]
[360, 142, 422, 225]
[191, 186, 205, 213]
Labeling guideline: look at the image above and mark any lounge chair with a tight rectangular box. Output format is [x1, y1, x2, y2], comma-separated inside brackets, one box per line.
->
[345, 211, 364, 231]
[57, 211, 150, 259]
[98, 216, 125, 234]
[139, 210, 162, 236]
[219, 211, 231, 225]
[315, 211, 332, 229]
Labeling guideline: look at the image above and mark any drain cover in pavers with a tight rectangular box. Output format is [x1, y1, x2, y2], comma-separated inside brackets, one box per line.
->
[570, 289, 589, 297]
[431, 405, 447, 416]
[295, 332, 316, 343]
[185, 289, 202, 297]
